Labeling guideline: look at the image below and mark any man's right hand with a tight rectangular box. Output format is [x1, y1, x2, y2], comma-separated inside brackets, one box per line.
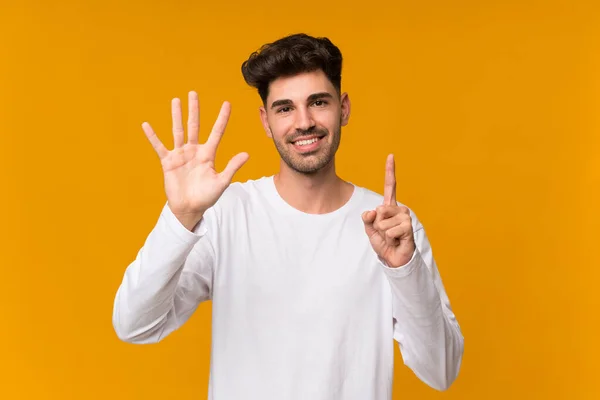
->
[142, 91, 249, 231]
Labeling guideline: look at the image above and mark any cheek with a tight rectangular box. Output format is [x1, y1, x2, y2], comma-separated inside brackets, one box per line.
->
[316, 108, 341, 124]
[269, 119, 294, 140]
[269, 126, 287, 142]
[317, 114, 340, 133]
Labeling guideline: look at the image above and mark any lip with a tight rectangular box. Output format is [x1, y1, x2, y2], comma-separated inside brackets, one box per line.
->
[290, 134, 324, 143]
[291, 135, 325, 153]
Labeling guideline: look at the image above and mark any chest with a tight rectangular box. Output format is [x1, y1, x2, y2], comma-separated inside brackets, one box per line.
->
[213, 210, 388, 317]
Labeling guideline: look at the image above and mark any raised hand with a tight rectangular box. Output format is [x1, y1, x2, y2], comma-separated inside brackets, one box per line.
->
[142, 91, 249, 230]
[362, 154, 416, 268]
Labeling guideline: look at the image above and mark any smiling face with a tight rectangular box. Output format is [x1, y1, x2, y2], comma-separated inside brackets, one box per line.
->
[259, 69, 351, 174]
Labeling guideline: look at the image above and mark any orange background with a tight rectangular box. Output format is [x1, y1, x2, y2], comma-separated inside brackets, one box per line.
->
[1, 0, 599, 398]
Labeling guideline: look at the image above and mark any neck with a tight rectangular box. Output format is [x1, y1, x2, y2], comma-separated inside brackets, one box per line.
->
[273, 158, 354, 214]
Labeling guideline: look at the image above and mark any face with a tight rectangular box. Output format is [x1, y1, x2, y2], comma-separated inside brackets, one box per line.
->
[259, 69, 351, 175]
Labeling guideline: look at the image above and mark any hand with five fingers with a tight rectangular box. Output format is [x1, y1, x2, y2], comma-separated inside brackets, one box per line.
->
[362, 154, 416, 268]
[141, 91, 249, 231]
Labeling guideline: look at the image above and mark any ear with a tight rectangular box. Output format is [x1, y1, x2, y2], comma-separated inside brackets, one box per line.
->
[259, 106, 273, 138]
[340, 92, 351, 127]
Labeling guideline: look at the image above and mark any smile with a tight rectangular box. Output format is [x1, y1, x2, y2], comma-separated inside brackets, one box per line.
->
[291, 135, 324, 152]
[295, 137, 319, 146]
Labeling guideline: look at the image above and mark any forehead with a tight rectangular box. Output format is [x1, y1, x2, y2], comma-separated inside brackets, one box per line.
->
[267, 70, 336, 103]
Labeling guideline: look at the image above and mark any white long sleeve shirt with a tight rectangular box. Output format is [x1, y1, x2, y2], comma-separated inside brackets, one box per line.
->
[112, 176, 464, 399]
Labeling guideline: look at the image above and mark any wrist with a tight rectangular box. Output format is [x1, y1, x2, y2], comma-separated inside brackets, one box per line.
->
[385, 245, 416, 268]
[169, 207, 205, 232]
[177, 214, 204, 231]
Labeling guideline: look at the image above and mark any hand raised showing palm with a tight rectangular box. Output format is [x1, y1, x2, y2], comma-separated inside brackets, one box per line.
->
[142, 91, 249, 229]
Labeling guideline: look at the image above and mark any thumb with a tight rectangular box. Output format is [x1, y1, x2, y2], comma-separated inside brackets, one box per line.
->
[362, 210, 377, 236]
[219, 152, 249, 184]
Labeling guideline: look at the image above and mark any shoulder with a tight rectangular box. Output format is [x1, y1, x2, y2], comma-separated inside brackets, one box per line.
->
[356, 185, 385, 207]
[198, 176, 270, 236]
[211, 176, 271, 212]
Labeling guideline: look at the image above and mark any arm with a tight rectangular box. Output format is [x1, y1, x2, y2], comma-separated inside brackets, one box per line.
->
[112, 203, 217, 344]
[380, 220, 464, 391]
[362, 154, 463, 390]
[112, 91, 247, 343]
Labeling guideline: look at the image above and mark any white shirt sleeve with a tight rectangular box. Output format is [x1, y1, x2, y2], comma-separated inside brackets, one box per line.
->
[112, 202, 217, 344]
[379, 214, 464, 391]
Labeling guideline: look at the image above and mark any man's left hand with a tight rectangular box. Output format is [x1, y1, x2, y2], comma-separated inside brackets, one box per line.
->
[362, 154, 416, 268]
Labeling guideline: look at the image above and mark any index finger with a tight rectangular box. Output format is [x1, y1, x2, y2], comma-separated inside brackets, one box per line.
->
[383, 153, 396, 205]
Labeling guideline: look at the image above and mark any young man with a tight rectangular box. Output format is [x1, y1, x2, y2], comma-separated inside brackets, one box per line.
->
[112, 33, 464, 399]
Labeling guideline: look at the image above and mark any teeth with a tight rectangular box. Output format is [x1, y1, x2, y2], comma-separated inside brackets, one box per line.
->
[295, 138, 319, 146]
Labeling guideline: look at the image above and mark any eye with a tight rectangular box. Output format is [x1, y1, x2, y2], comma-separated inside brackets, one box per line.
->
[277, 106, 292, 114]
[312, 100, 327, 107]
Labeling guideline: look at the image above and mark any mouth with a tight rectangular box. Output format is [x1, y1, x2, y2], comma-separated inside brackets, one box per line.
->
[290, 135, 325, 152]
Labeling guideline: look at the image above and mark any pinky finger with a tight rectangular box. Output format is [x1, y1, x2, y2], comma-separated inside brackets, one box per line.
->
[142, 122, 169, 159]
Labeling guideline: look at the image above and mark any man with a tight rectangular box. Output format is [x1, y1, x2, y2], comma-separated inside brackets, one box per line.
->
[112, 33, 464, 399]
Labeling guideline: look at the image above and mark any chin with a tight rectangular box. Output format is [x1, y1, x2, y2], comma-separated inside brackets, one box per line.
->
[287, 155, 334, 175]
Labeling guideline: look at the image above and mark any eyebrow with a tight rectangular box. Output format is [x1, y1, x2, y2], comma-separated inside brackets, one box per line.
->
[270, 92, 334, 110]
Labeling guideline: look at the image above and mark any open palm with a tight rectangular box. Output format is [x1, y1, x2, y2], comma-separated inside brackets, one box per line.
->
[142, 91, 249, 226]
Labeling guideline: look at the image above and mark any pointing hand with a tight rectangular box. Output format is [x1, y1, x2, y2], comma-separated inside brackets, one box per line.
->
[362, 154, 416, 268]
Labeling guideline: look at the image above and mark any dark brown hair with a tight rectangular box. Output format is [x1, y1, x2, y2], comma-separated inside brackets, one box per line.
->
[241, 33, 343, 104]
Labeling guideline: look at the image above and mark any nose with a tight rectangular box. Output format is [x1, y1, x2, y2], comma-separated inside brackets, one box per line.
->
[294, 106, 315, 132]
